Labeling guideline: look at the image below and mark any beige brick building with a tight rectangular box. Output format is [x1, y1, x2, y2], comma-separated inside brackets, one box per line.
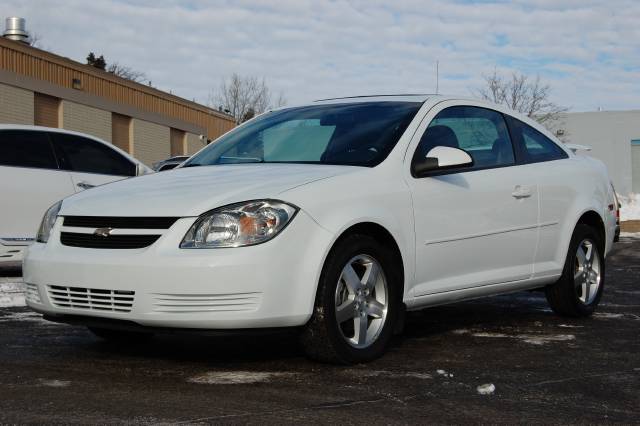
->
[0, 36, 235, 166]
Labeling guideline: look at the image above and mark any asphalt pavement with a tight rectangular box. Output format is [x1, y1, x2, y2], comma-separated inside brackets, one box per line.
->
[0, 236, 638, 424]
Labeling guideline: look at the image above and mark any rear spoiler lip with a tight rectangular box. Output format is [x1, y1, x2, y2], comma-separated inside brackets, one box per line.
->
[565, 143, 592, 153]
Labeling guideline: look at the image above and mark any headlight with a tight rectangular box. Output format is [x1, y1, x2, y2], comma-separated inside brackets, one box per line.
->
[36, 200, 62, 243]
[180, 200, 298, 248]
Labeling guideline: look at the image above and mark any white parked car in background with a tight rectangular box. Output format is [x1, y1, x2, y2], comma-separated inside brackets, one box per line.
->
[0, 125, 151, 265]
[24, 96, 617, 363]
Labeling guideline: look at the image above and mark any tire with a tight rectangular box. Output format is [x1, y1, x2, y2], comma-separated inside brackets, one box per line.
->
[300, 234, 402, 364]
[545, 224, 605, 317]
[88, 327, 154, 343]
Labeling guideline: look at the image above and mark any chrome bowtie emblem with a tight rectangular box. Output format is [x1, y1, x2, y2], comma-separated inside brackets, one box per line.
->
[93, 227, 114, 237]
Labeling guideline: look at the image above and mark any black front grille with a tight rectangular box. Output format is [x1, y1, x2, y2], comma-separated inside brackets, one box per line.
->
[60, 232, 160, 249]
[63, 216, 179, 229]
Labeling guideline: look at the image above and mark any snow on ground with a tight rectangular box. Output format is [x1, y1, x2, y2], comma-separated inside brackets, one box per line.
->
[188, 371, 294, 385]
[453, 329, 576, 345]
[620, 232, 640, 239]
[618, 193, 640, 221]
[0, 311, 53, 325]
[436, 369, 454, 378]
[476, 383, 496, 395]
[38, 379, 71, 388]
[594, 312, 640, 320]
[0, 281, 26, 308]
[357, 370, 433, 380]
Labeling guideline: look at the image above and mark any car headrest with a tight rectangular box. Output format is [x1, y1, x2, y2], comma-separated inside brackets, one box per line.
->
[420, 125, 460, 152]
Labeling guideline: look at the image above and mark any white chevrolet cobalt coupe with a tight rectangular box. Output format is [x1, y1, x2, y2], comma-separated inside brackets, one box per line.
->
[25, 95, 617, 363]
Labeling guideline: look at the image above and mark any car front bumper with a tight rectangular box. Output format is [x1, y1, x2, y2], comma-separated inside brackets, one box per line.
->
[0, 242, 27, 265]
[23, 211, 332, 330]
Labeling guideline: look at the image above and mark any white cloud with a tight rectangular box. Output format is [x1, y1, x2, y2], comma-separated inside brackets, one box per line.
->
[1, 0, 638, 111]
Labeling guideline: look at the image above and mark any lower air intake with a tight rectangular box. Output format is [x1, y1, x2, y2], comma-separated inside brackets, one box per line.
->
[48, 286, 135, 312]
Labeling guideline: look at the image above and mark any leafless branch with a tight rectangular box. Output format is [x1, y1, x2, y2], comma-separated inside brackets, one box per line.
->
[209, 74, 287, 124]
[107, 62, 148, 84]
[473, 69, 568, 130]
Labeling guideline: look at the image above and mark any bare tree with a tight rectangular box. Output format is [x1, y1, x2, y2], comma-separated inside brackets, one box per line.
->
[107, 62, 148, 84]
[474, 70, 568, 128]
[209, 74, 286, 124]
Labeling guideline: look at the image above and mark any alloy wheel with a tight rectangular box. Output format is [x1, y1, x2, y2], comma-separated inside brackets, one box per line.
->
[334, 254, 389, 348]
[574, 238, 601, 305]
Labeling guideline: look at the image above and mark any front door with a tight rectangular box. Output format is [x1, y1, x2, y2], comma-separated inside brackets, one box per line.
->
[405, 104, 539, 296]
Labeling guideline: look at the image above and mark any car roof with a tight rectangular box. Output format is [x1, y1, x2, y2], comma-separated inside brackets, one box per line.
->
[313, 94, 432, 103]
[0, 124, 119, 142]
[309, 94, 501, 106]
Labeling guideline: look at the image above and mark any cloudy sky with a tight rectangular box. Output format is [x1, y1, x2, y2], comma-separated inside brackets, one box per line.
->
[2, 0, 639, 111]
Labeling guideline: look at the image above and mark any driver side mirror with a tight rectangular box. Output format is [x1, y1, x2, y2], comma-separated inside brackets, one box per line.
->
[412, 146, 473, 177]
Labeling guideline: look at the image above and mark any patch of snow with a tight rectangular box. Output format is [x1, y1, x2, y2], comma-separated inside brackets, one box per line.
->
[618, 193, 640, 221]
[0, 311, 52, 325]
[455, 329, 575, 345]
[187, 371, 293, 385]
[360, 370, 432, 379]
[594, 312, 640, 320]
[619, 232, 640, 239]
[594, 312, 624, 319]
[476, 383, 495, 395]
[38, 379, 71, 388]
[0, 282, 26, 307]
[471, 332, 510, 338]
[558, 324, 584, 328]
[404, 372, 433, 380]
[436, 369, 453, 378]
[518, 334, 575, 345]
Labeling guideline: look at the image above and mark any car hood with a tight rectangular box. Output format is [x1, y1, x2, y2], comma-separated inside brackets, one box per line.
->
[60, 164, 360, 217]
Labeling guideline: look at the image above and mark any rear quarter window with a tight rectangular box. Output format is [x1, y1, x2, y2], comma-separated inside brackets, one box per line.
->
[506, 117, 568, 163]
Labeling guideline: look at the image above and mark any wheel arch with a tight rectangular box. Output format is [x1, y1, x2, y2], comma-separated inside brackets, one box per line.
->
[559, 209, 607, 270]
[575, 210, 606, 249]
[320, 222, 406, 298]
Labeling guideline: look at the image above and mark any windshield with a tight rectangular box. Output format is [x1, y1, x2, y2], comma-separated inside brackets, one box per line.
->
[183, 101, 422, 168]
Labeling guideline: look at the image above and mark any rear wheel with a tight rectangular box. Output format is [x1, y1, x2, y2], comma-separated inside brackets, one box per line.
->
[545, 224, 605, 317]
[300, 234, 401, 364]
[88, 327, 153, 343]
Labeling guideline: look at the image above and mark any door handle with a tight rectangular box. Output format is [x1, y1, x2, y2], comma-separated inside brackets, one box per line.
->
[76, 181, 95, 190]
[512, 185, 532, 199]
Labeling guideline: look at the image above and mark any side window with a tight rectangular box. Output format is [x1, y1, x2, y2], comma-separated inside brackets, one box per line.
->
[508, 118, 568, 163]
[0, 130, 58, 170]
[413, 106, 515, 172]
[51, 133, 136, 176]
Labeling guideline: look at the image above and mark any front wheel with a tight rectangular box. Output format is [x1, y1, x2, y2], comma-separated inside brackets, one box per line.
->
[300, 234, 401, 364]
[545, 224, 605, 317]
